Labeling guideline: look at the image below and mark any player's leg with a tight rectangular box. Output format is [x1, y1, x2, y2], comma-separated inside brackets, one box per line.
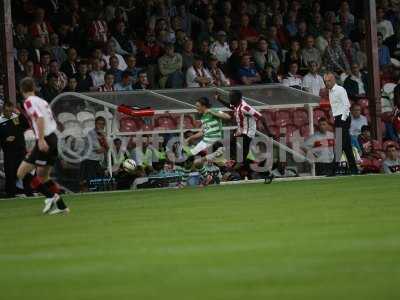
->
[188, 140, 210, 156]
[37, 166, 69, 214]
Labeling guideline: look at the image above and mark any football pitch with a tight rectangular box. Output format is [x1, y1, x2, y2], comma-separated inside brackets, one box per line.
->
[1, 175, 400, 300]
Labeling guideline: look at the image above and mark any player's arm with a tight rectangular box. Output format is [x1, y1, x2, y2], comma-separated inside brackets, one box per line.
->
[185, 130, 203, 143]
[214, 93, 231, 109]
[207, 109, 231, 120]
[36, 117, 49, 152]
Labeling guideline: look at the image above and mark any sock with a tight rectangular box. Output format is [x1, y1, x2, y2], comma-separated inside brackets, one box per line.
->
[55, 197, 68, 210]
[199, 166, 208, 179]
[44, 180, 60, 194]
[182, 168, 191, 183]
[28, 175, 54, 198]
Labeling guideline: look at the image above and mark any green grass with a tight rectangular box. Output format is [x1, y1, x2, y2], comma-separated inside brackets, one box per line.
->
[1, 175, 400, 300]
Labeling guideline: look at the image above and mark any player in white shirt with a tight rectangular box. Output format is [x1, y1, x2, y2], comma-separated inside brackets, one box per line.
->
[16, 77, 69, 215]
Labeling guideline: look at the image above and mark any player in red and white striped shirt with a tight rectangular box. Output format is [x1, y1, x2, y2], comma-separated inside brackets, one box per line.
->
[17, 78, 69, 215]
[216, 90, 270, 173]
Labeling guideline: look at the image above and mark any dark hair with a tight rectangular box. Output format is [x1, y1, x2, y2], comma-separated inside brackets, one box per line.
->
[318, 117, 328, 123]
[95, 116, 106, 123]
[361, 125, 371, 132]
[41, 51, 51, 57]
[19, 77, 36, 94]
[386, 144, 397, 151]
[229, 90, 242, 106]
[196, 97, 211, 108]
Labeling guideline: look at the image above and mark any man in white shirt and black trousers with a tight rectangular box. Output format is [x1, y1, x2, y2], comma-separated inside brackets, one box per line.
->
[323, 73, 358, 174]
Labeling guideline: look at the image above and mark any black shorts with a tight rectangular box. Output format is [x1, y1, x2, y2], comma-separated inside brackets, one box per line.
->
[25, 133, 59, 167]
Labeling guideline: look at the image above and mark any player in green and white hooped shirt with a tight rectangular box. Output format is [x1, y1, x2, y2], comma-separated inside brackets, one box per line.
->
[183, 97, 230, 185]
[185, 97, 231, 156]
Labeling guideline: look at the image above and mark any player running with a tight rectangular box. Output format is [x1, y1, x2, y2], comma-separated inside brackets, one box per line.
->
[17, 77, 69, 215]
[185, 97, 231, 156]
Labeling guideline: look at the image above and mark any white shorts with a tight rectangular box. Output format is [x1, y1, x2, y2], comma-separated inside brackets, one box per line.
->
[190, 140, 218, 156]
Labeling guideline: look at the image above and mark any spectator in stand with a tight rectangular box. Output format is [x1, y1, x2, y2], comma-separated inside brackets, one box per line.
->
[158, 43, 184, 89]
[15, 49, 30, 79]
[210, 31, 232, 65]
[197, 40, 212, 68]
[88, 10, 108, 46]
[323, 36, 350, 75]
[378, 32, 392, 67]
[272, 14, 289, 48]
[29, 37, 44, 65]
[124, 55, 141, 84]
[181, 39, 195, 72]
[385, 24, 400, 60]
[114, 71, 133, 91]
[239, 14, 259, 44]
[14, 23, 31, 50]
[208, 56, 230, 87]
[196, 17, 215, 44]
[332, 22, 345, 45]
[46, 33, 67, 65]
[350, 19, 367, 44]
[263, 64, 280, 84]
[301, 36, 322, 70]
[316, 29, 332, 55]
[186, 56, 213, 88]
[309, 13, 324, 38]
[283, 62, 303, 90]
[63, 77, 78, 92]
[358, 125, 384, 173]
[284, 39, 302, 73]
[111, 20, 136, 56]
[99, 72, 115, 92]
[61, 47, 78, 78]
[296, 20, 309, 43]
[90, 58, 106, 88]
[74, 61, 94, 92]
[338, 1, 355, 25]
[349, 103, 368, 151]
[344, 63, 369, 99]
[49, 60, 68, 91]
[377, 7, 394, 41]
[238, 55, 261, 86]
[383, 144, 400, 173]
[266, 26, 282, 57]
[303, 61, 325, 96]
[302, 117, 335, 176]
[41, 73, 61, 103]
[103, 41, 127, 71]
[34, 51, 51, 86]
[133, 71, 150, 90]
[253, 38, 280, 73]
[342, 38, 358, 67]
[108, 56, 123, 83]
[29, 7, 54, 45]
[286, 10, 298, 38]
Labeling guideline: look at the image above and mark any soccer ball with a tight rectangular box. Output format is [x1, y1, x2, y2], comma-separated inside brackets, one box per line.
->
[122, 159, 137, 173]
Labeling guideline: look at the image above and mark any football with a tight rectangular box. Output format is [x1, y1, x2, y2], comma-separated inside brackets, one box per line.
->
[122, 159, 137, 173]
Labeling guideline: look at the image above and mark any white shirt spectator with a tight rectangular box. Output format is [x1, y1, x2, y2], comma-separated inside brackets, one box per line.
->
[90, 70, 106, 88]
[329, 84, 351, 120]
[350, 114, 368, 136]
[282, 73, 303, 89]
[210, 41, 232, 63]
[186, 66, 213, 88]
[103, 53, 128, 71]
[377, 20, 394, 40]
[383, 158, 400, 173]
[303, 73, 325, 96]
[303, 131, 335, 163]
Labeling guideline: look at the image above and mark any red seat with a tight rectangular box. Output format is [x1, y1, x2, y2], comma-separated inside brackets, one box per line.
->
[300, 125, 311, 138]
[313, 108, 326, 123]
[293, 108, 309, 127]
[275, 110, 292, 126]
[155, 116, 177, 129]
[261, 110, 275, 125]
[268, 126, 280, 139]
[120, 119, 138, 132]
